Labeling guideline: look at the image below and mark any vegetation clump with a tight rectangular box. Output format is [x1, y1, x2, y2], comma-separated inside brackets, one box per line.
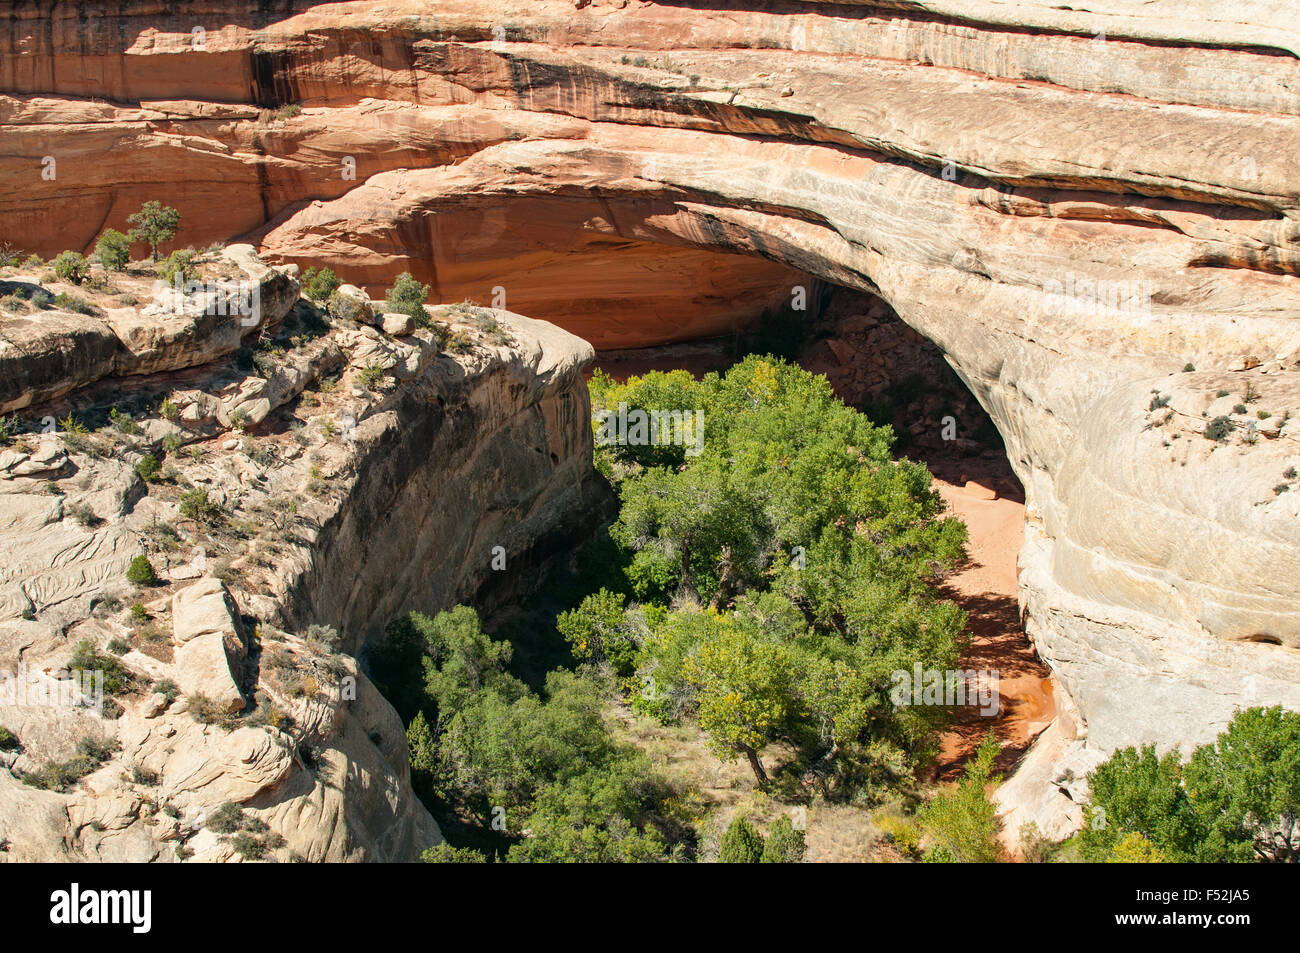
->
[188, 693, 242, 731]
[19, 736, 121, 792]
[206, 801, 286, 859]
[380, 357, 972, 861]
[760, 814, 807, 863]
[53, 250, 89, 285]
[423, 843, 489, 863]
[916, 734, 1003, 862]
[160, 248, 198, 285]
[584, 358, 968, 787]
[135, 452, 162, 482]
[718, 816, 765, 863]
[385, 607, 683, 862]
[1081, 705, 1300, 863]
[179, 488, 225, 526]
[53, 292, 99, 315]
[301, 266, 340, 302]
[126, 554, 158, 586]
[68, 639, 132, 695]
[94, 229, 131, 271]
[127, 201, 181, 261]
[387, 272, 432, 328]
[1205, 415, 1234, 442]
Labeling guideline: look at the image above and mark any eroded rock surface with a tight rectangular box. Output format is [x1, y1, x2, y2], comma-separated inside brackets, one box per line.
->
[2, 0, 1299, 838]
[0, 250, 604, 861]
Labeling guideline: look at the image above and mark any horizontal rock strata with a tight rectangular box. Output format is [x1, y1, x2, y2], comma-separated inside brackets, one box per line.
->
[1, 0, 1299, 836]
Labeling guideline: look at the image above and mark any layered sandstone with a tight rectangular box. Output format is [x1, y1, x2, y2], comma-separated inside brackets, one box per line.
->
[1, 0, 1299, 838]
[0, 247, 605, 860]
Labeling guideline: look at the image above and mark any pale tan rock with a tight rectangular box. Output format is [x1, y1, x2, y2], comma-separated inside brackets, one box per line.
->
[0, 249, 298, 414]
[0, 449, 26, 472]
[0, 312, 119, 413]
[381, 312, 415, 336]
[171, 578, 246, 711]
[143, 692, 168, 718]
[171, 578, 241, 646]
[10, 442, 64, 476]
[0, 294, 603, 861]
[331, 284, 374, 325]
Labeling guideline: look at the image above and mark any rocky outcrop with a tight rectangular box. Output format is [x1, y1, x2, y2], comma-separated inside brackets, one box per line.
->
[282, 311, 611, 646]
[1, 0, 1299, 838]
[0, 249, 604, 861]
[171, 577, 247, 712]
[0, 245, 299, 413]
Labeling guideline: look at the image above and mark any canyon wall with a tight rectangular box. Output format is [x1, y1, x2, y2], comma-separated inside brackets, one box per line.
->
[2, 0, 1299, 834]
[0, 243, 604, 860]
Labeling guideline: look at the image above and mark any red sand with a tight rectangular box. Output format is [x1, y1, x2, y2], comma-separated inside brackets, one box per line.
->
[927, 452, 1055, 781]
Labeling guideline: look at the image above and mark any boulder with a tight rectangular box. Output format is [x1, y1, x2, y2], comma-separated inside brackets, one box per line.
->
[0, 311, 119, 413]
[171, 578, 246, 712]
[330, 284, 374, 325]
[381, 312, 415, 336]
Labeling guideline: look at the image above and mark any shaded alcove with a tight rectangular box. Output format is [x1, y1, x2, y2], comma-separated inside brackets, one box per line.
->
[591, 280, 1022, 506]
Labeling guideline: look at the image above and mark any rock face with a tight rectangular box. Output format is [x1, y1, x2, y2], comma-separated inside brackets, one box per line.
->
[0, 245, 298, 413]
[171, 577, 247, 712]
[0, 242, 605, 861]
[1, 0, 1299, 837]
[282, 313, 612, 645]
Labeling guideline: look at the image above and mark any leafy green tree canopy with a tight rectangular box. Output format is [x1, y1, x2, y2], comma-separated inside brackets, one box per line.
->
[1084, 706, 1300, 862]
[95, 229, 131, 271]
[127, 201, 181, 262]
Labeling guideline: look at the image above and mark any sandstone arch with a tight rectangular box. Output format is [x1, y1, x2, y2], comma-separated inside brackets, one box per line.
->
[2, 0, 1298, 802]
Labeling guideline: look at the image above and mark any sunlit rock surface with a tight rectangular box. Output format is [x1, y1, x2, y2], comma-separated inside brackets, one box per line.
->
[1, 0, 1298, 842]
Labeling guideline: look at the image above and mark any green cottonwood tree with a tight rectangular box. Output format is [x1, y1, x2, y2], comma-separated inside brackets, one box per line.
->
[681, 618, 795, 784]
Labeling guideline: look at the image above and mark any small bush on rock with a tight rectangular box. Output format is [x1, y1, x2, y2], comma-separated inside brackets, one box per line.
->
[179, 488, 225, 525]
[68, 639, 132, 695]
[159, 248, 198, 285]
[95, 229, 131, 271]
[135, 453, 161, 482]
[1205, 415, 1234, 442]
[53, 250, 89, 285]
[301, 266, 340, 302]
[19, 735, 121, 793]
[126, 555, 158, 586]
[387, 272, 431, 327]
[53, 292, 99, 315]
